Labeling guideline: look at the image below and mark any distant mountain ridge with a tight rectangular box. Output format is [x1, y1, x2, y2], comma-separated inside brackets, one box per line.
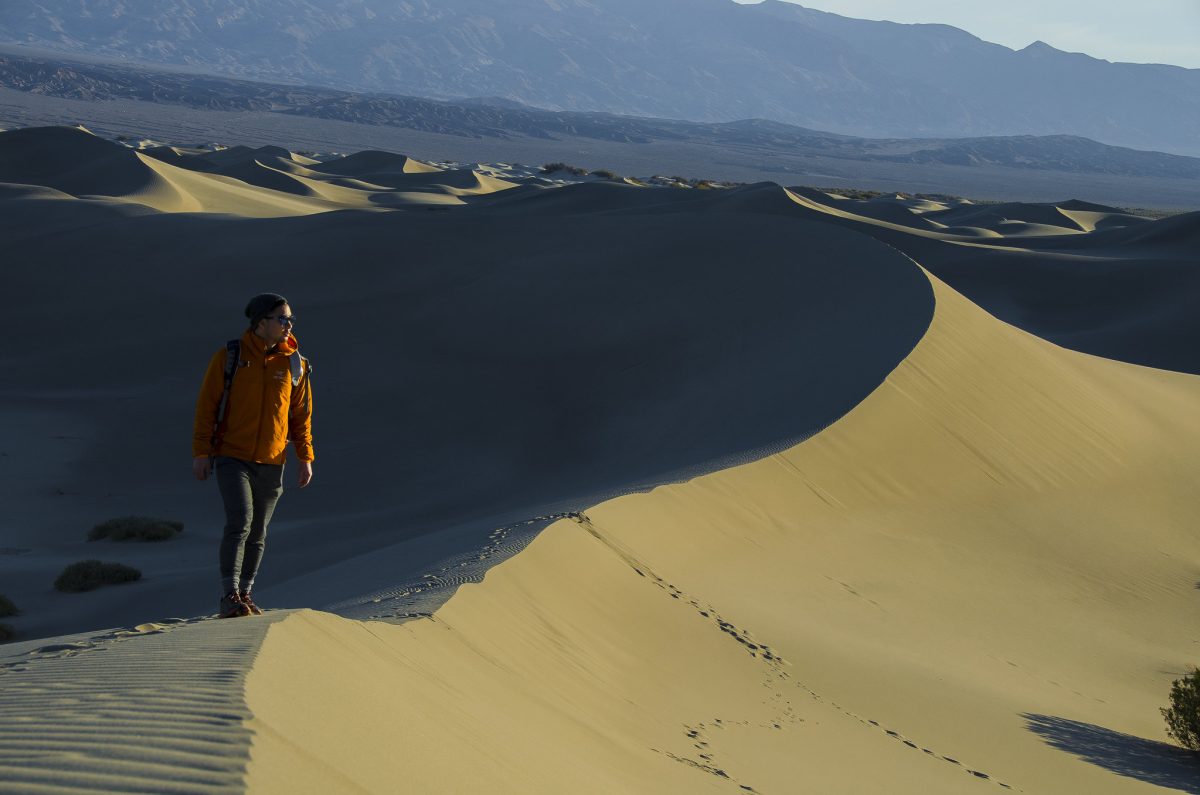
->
[1, 0, 1198, 157]
[4, 49, 1199, 183]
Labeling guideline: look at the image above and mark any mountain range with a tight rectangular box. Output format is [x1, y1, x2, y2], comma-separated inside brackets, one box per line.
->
[4, 47, 1199, 188]
[1, 0, 1198, 157]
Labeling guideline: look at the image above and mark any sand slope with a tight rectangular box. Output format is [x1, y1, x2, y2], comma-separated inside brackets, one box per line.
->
[1, 128, 935, 641]
[760, 187, 1200, 375]
[238, 272, 1200, 793]
[0, 614, 282, 794]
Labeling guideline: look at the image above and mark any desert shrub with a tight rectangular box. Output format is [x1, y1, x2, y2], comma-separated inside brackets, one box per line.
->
[541, 162, 588, 176]
[88, 516, 183, 542]
[54, 560, 142, 593]
[589, 169, 620, 180]
[811, 185, 888, 201]
[0, 594, 17, 617]
[1162, 668, 1200, 751]
[1117, 206, 1179, 220]
[0, 624, 13, 642]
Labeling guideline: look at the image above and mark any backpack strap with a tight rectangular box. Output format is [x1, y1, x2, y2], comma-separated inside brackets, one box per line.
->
[210, 339, 241, 451]
[289, 349, 309, 386]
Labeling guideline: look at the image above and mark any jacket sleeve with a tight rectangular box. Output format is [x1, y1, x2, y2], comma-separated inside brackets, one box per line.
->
[289, 358, 315, 462]
[192, 349, 227, 458]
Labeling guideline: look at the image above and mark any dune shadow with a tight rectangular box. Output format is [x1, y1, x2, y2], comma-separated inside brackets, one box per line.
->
[1024, 713, 1200, 793]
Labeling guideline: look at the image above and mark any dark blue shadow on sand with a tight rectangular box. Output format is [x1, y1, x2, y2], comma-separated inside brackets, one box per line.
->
[1024, 713, 1200, 793]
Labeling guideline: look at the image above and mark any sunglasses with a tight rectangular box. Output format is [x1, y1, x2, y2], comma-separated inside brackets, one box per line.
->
[266, 315, 295, 326]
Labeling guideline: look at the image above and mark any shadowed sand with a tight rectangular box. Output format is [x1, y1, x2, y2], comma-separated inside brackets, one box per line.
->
[1, 126, 1198, 794]
[0, 127, 934, 640]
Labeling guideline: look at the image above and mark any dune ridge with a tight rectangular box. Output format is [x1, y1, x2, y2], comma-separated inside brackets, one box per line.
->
[238, 271, 1200, 793]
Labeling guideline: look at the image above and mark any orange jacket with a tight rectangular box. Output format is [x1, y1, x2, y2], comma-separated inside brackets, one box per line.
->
[193, 330, 314, 464]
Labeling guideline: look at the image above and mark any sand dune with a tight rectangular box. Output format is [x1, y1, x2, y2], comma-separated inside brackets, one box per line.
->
[130, 153, 347, 216]
[1078, 210, 1200, 252]
[1, 129, 935, 641]
[0, 126, 525, 216]
[2, 125, 1198, 794]
[317, 149, 442, 176]
[0, 125, 165, 198]
[728, 185, 1200, 375]
[243, 272, 1200, 794]
[782, 189, 1164, 241]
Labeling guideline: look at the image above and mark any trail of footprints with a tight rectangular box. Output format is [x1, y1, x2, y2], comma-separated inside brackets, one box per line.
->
[3, 511, 1019, 791]
[0, 616, 209, 676]
[566, 512, 1017, 793]
[351, 512, 578, 621]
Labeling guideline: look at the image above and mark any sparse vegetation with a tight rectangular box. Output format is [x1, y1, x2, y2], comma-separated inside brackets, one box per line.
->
[88, 516, 183, 542]
[541, 162, 588, 176]
[0, 624, 13, 643]
[648, 174, 735, 189]
[0, 594, 17, 617]
[1162, 668, 1200, 751]
[54, 560, 142, 593]
[589, 169, 620, 180]
[1116, 206, 1183, 219]
[812, 186, 891, 200]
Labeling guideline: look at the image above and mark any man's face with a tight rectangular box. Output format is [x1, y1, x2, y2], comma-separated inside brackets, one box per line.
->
[256, 303, 294, 345]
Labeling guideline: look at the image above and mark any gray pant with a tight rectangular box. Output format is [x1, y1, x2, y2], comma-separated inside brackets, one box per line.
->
[215, 456, 284, 594]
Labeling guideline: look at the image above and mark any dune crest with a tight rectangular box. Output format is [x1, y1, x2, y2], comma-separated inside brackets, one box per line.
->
[242, 272, 1200, 793]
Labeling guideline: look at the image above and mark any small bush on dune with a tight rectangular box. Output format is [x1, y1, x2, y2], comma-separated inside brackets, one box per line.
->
[813, 186, 888, 201]
[541, 162, 588, 176]
[0, 594, 17, 617]
[589, 169, 620, 180]
[1162, 668, 1200, 751]
[88, 516, 183, 542]
[0, 624, 14, 643]
[54, 561, 142, 593]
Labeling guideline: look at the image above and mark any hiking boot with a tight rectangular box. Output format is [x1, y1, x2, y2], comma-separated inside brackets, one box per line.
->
[218, 591, 251, 619]
[239, 590, 265, 616]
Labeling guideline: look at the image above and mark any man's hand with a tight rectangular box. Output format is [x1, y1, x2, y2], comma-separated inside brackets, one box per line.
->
[193, 456, 213, 481]
[298, 460, 313, 488]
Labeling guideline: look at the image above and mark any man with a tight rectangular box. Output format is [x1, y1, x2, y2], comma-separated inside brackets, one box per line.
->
[192, 293, 314, 619]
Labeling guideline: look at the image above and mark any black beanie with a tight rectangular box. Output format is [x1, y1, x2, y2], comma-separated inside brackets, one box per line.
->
[245, 293, 288, 328]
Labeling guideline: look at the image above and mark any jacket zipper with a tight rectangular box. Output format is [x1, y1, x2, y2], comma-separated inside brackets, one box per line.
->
[254, 355, 268, 460]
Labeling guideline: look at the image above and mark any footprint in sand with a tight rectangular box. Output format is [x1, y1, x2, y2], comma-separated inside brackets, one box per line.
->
[31, 642, 91, 655]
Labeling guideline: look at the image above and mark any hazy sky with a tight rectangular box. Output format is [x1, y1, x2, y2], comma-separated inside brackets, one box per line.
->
[734, 0, 1200, 69]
